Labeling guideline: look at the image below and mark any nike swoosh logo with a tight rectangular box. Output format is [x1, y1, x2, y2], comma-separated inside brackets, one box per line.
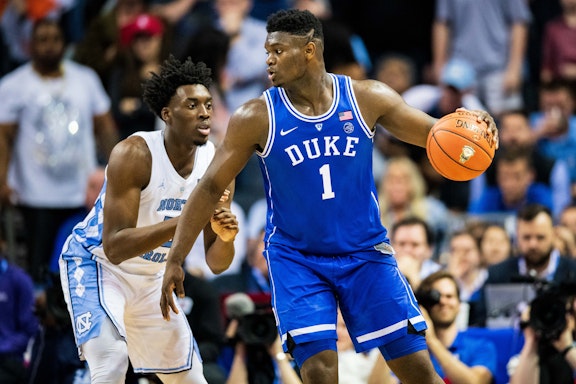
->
[280, 126, 298, 136]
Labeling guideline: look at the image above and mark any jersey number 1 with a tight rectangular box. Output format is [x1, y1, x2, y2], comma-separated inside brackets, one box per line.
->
[319, 164, 335, 200]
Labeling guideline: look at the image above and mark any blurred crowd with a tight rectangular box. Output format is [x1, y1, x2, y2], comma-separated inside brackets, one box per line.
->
[1, 0, 576, 383]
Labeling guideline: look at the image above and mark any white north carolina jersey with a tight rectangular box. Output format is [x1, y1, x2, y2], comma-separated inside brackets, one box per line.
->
[66, 130, 215, 276]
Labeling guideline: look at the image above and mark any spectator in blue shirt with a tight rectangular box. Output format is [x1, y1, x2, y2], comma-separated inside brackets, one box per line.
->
[469, 149, 554, 218]
[416, 270, 497, 384]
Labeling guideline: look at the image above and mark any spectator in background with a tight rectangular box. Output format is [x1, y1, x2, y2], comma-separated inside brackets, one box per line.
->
[432, 0, 531, 117]
[416, 271, 496, 384]
[213, 0, 269, 213]
[530, 80, 576, 199]
[445, 229, 487, 326]
[389, 216, 443, 290]
[108, 13, 171, 139]
[1, 0, 75, 68]
[560, 204, 576, 237]
[74, 0, 148, 86]
[477, 204, 576, 325]
[214, 0, 269, 112]
[0, 18, 118, 285]
[509, 296, 576, 384]
[468, 149, 554, 219]
[378, 156, 449, 254]
[540, 0, 576, 85]
[0, 226, 39, 384]
[373, 53, 417, 96]
[556, 203, 576, 259]
[184, 26, 231, 144]
[471, 109, 571, 219]
[479, 223, 513, 268]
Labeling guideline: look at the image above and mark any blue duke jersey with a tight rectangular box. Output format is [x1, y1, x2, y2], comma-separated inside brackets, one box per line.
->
[62, 130, 215, 276]
[259, 74, 390, 255]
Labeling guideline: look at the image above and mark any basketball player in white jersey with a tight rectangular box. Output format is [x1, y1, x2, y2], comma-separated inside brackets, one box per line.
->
[59, 56, 238, 384]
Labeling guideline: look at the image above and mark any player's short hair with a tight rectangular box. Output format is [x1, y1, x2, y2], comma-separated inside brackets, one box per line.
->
[142, 55, 213, 117]
[266, 9, 323, 41]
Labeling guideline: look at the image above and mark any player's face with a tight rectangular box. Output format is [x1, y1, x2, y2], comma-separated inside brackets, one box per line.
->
[429, 278, 460, 328]
[265, 32, 309, 87]
[164, 84, 212, 146]
[516, 212, 555, 269]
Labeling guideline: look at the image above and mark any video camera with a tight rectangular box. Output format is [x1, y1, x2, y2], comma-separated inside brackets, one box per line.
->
[415, 288, 441, 312]
[224, 292, 277, 346]
[527, 280, 576, 343]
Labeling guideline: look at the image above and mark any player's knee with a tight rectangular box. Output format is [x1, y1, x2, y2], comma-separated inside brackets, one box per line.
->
[85, 338, 129, 383]
[292, 338, 336, 369]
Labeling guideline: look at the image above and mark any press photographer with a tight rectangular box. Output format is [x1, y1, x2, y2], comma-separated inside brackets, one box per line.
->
[510, 281, 576, 384]
[223, 292, 302, 384]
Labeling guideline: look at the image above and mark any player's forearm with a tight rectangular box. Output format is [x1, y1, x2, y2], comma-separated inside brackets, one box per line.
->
[168, 181, 223, 267]
[206, 238, 235, 275]
[104, 218, 178, 264]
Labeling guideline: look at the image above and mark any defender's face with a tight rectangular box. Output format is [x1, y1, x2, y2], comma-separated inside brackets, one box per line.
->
[164, 84, 212, 146]
[265, 32, 309, 87]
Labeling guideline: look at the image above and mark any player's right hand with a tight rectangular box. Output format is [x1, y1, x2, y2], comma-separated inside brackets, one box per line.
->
[160, 261, 185, 321]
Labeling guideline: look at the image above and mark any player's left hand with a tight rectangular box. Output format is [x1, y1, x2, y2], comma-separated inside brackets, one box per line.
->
[160, 261, 185, 321]
[211, 207, 238, 243]
[456, 107, 499, 149]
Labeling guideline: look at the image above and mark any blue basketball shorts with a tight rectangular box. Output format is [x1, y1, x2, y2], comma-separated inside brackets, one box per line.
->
[265, 243, 427, 356]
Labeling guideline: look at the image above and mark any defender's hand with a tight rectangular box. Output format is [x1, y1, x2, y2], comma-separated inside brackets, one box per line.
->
[211, 207, 239, 243]
[160, 261, 185, 321]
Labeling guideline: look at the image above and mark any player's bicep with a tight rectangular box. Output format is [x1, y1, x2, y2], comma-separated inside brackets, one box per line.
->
[102, 138, 151, 244]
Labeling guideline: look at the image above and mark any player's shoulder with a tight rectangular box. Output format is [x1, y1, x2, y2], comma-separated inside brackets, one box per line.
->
[110, 134, 152, 164]
[107, 135, 152, 185]
[230, 96, 268, 125]
[350, 78, 402, 101]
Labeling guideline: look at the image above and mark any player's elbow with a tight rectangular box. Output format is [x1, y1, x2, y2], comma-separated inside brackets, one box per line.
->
[206, 254, 233, 275]
[102, 241, 124, 265]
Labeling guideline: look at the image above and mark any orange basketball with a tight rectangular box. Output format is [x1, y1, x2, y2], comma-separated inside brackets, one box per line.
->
[426, 110, 496, 181]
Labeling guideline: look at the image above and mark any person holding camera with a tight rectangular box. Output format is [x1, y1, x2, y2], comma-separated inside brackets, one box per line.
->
[476, 204, 576, 325]
[416, 270, 497, 384]
[510, 296, 576, 384]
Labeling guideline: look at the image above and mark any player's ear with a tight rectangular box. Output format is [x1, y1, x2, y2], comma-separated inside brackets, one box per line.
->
[161, 107, 170, 122]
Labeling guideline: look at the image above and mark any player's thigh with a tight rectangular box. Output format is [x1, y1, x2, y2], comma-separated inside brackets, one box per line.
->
[266, 245, 338, 342]
[336, 256, 424, 351]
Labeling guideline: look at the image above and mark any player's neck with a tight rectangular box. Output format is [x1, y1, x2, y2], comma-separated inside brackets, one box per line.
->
[284, 72, 333, 116]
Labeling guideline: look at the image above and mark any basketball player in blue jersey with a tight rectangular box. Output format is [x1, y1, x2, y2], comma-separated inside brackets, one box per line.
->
[59, 57, 239, 384]
[161, 9, 498, 384]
